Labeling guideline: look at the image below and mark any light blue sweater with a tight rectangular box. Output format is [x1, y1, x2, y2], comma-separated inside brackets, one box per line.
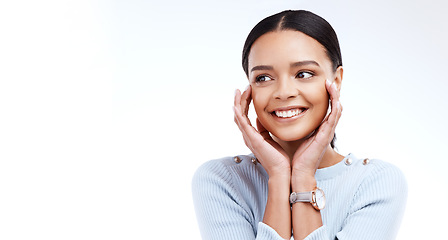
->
[192, 153, 407, 240]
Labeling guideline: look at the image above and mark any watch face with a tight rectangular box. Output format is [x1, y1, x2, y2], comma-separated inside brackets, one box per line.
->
[315, 188, 326, 210]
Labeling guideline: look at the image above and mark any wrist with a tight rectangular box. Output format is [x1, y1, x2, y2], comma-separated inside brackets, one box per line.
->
[291, 174, 316, 192]
[266, 166, 291, 180]
[267, 175, 291, 204]
[268, 174, 291, 189]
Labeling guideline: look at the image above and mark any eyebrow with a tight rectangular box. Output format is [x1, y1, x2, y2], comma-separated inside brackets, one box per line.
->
[250, 65, 273, 72]
[291, 60, 320, 68]
[250, 60, 320, 72]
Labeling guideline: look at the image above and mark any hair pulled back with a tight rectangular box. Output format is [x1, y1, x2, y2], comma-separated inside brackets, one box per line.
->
[241, 10, 342, 148]
[242, 10, 342, 75]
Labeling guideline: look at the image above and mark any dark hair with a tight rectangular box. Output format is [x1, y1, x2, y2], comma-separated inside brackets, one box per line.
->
[242, 10, 342, 148]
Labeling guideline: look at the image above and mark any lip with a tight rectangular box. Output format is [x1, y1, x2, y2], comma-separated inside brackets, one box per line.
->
[269, 105, 308, 122]
[270, 105, 307, 112]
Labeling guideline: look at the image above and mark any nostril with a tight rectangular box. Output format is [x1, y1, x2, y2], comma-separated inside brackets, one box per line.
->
[273, 88, 300, 100]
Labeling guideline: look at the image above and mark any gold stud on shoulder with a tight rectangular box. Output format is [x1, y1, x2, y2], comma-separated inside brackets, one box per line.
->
[362, 158, 370, 165]
[344, 158, 352, 166]
[234, 156, 242, 163]
[251, 157, 258, 165]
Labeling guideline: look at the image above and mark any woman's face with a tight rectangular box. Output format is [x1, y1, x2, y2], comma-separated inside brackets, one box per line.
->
[248, 30, 342, 142]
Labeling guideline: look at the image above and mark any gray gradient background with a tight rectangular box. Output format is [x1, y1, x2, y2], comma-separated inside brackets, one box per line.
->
[0, 0, 447, 239]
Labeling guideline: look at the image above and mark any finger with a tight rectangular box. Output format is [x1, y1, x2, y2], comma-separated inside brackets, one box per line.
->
[234, 105, 256, 133]
[328, 80, 343, 126]
[234, 86, 252, 126]
[234, 89, 242, 111]
[325, 79, 342, 120]
[234, 106, 251, 142]
[233, 89, 241, 125]
[316, 80, 339, 129]
[234, 105, 265, 148]
[233, 107, 252, 146]
[326, 79, 340, 107]
[234, 88, 248, 125]
[328, 101, 342, 135]
[321, 99, 341, 135]
[240, 85, 252, 117]
[312, 80, 342, 144]
[233, 104, 246, 129]
[256, 118, 272, 140]
[234, 87, 254, 131]
[319, 79, 338, 124]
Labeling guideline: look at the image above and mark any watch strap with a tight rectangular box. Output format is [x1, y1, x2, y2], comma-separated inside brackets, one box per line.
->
[290, 191, 313, 204]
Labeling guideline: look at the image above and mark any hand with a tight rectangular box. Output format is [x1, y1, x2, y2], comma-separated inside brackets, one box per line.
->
[233, 85, 291, 177]
[291, 79, 343, 178]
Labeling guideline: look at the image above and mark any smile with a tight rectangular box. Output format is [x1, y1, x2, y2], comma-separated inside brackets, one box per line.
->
[271, 107, 308, 119]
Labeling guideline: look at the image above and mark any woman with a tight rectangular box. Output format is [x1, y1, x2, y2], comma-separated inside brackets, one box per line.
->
[192, 10, 407, 240]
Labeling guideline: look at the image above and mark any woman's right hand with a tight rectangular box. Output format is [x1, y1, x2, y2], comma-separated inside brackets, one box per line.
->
[233, 85, 291, 178]
[235, 85, 293, 239]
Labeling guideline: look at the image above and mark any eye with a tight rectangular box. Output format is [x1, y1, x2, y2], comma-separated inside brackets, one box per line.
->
[296, 71, 313, 79]
[255, 75, 273, 82]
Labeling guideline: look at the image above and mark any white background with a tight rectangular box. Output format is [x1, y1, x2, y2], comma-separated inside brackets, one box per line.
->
[0, 0, 447, 239]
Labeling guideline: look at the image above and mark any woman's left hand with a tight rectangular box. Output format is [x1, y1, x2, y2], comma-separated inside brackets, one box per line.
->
[291, 79, 343, 180]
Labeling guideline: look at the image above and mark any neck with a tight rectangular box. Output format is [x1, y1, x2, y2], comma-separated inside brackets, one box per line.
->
[273, 136, 344, 169]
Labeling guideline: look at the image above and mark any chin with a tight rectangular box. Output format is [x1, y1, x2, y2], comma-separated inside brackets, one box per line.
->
[271, 129, 315, 142]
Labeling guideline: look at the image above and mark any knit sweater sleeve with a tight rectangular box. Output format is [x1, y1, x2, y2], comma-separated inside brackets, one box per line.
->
[303, 161, 407, 240]
[192, 159, 286, 240]
[333, 161, 408, 240]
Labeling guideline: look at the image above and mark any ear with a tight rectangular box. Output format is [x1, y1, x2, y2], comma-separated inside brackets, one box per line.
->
[333, 66, 343, 91]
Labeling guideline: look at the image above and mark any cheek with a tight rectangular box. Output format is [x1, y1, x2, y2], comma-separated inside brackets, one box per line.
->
[303, 84, 330, 116]
[251, 89, 266, 113]
[314, 88, 329, 105]
[251, 89, 273, 128]
[312, 88, 330, 117]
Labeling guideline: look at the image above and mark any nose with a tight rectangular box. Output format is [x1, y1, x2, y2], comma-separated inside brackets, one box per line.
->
[273, 78, 299, 100]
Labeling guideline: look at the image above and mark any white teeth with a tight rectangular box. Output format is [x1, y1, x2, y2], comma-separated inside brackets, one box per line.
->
[275, 108, 304, 118]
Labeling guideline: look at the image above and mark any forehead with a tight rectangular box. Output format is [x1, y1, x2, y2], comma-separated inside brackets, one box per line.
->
[248, 30, 329, 69]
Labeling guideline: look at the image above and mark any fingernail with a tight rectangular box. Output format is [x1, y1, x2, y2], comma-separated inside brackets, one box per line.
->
[235, 89, 239, 96]
[332, 82, 337, 90]
[326, 79, 331, 85]
[245, 85, 250, 91]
